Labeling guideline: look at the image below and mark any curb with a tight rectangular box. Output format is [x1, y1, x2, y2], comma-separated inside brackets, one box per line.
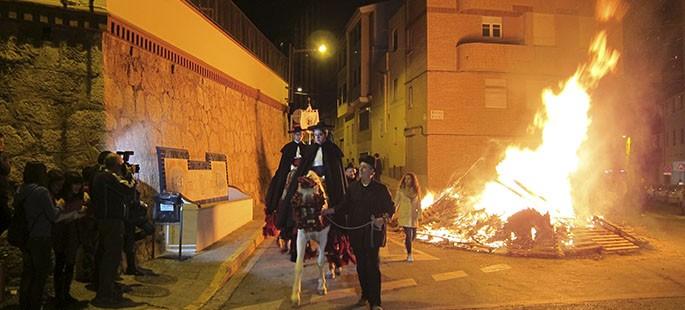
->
[185, 226, 265, 310]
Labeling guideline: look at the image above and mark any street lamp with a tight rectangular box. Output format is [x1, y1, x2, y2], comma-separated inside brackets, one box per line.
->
[287, 42, 329, 113]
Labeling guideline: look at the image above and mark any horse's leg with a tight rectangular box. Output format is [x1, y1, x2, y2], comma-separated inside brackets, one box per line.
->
[291, 229, 306, 306]
[316, 226, 330, 295]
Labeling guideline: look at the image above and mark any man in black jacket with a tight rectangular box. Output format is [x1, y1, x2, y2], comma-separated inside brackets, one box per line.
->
[266, 126, 304, 216]
[90, 153, 137, 307]
[266, 126, 305, 250]
[324, 155, 394, 310]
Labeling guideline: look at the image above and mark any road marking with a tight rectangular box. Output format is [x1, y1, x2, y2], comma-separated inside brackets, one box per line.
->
[230, 299, 283, 310]
[386, 238, 439, 261]
[480, 264, 511, 273]
[310, 278, 417, 304]
[432, 270, 468, 281]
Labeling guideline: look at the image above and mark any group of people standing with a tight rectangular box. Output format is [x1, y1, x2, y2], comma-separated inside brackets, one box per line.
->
[264, 123, 423, 310]
[0, 145, 150, 309]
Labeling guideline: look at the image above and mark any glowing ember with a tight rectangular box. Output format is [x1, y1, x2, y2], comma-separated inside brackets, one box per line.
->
[421, 191, 435, 210]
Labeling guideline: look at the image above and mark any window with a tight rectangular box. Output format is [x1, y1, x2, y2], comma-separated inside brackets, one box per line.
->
[359, 108, 370, 131]
[492, 24, 501, 37]
[391, 29, 398, 51]
[408, 86, 414, 109]
[393, 78, 398, 100]
[482, 16, 503, 38]
[485, 79, 507, 109]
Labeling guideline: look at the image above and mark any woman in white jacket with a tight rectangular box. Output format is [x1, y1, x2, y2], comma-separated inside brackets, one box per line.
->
[393, 173, 422, 262]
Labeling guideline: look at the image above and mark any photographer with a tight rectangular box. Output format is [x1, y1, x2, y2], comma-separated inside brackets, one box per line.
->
[90, 153, 137, 307]
[117, 151, 152, 276]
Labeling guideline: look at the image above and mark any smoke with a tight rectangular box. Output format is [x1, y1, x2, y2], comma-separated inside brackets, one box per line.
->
[573, 0, 685, 217]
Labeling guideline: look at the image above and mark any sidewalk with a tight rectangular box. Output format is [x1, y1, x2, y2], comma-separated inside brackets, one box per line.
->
[1, 219, 265, 309]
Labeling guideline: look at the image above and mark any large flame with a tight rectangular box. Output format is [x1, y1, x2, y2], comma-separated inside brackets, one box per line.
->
[474, 32, 619, 224]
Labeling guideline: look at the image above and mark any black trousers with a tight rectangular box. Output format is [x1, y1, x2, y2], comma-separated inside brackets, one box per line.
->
[20, 237, 53, 310]
[123, 221, 137, 271]
[352, 244, 382, 307]
[53, 221, 79, 301]
[95, 219, 124, 300]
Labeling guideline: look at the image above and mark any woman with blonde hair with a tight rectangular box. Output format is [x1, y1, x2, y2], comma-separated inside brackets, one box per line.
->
[394, 172, 422, 262]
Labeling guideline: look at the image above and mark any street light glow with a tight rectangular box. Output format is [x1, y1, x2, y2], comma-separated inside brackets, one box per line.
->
[317, 44, 328, 54]
[297, 87, 303, 92]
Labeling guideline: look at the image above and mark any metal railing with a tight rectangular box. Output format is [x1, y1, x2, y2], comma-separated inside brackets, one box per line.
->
[187, 0, 287, 79]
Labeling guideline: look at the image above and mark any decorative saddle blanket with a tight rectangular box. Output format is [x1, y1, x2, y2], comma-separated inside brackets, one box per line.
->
[291, 174, 328, 232]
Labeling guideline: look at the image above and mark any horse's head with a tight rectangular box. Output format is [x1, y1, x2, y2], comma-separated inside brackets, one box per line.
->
[296, 170, 326, 206]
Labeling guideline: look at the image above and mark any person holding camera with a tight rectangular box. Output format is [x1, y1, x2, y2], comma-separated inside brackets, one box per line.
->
[90, 153, 138, 307]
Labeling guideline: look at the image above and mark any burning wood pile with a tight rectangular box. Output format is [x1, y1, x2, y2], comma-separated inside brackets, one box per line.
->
[417, 193, 648, 258]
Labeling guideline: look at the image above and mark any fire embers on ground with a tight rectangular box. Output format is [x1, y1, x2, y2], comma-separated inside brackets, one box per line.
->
[416, 196, 648, 258]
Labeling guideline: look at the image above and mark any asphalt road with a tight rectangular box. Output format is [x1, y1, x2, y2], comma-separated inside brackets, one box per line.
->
[205, 206, 685, 310]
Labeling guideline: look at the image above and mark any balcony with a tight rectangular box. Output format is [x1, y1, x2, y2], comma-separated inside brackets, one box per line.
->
[337, 102, 352, 118]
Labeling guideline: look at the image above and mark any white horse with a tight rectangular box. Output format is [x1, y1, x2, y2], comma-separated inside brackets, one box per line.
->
[291, 171, 330, 306]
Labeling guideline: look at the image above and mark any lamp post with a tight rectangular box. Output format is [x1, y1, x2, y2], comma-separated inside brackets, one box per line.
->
[287, 42, 328, 115]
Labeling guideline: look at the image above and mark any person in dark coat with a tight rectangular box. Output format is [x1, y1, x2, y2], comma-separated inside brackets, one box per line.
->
[53, 171, 87, 306]
[90, 153, 138, 308]
[265, 126, 305, 242]
[285, 123, 347, 215]
[282, 122, 353, 266]
[324, 155, 395, 310]
[16, 162, 61, 310]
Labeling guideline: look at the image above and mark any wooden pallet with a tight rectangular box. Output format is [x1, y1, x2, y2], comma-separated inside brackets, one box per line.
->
[571, 226, 640, 253]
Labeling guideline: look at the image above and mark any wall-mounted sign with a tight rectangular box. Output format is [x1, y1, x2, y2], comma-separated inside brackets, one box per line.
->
[430, 110, 444, 120]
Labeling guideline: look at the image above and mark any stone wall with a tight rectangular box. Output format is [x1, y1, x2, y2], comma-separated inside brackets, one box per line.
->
[0, 17, 106, 183]
[102, 33, 286, 209]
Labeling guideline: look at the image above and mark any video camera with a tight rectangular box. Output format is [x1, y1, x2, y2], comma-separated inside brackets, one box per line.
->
[117, 150, 140, 174]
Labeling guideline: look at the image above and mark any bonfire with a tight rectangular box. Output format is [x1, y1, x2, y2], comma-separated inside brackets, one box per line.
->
[417, 2, 646, 257]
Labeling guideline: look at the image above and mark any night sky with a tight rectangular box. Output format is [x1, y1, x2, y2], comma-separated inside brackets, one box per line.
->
[233, 0, 383, 120]
[233, 0, 381, 49]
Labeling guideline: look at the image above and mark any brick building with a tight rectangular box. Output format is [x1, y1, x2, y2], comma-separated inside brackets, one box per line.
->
[338, 0, 623, 190]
